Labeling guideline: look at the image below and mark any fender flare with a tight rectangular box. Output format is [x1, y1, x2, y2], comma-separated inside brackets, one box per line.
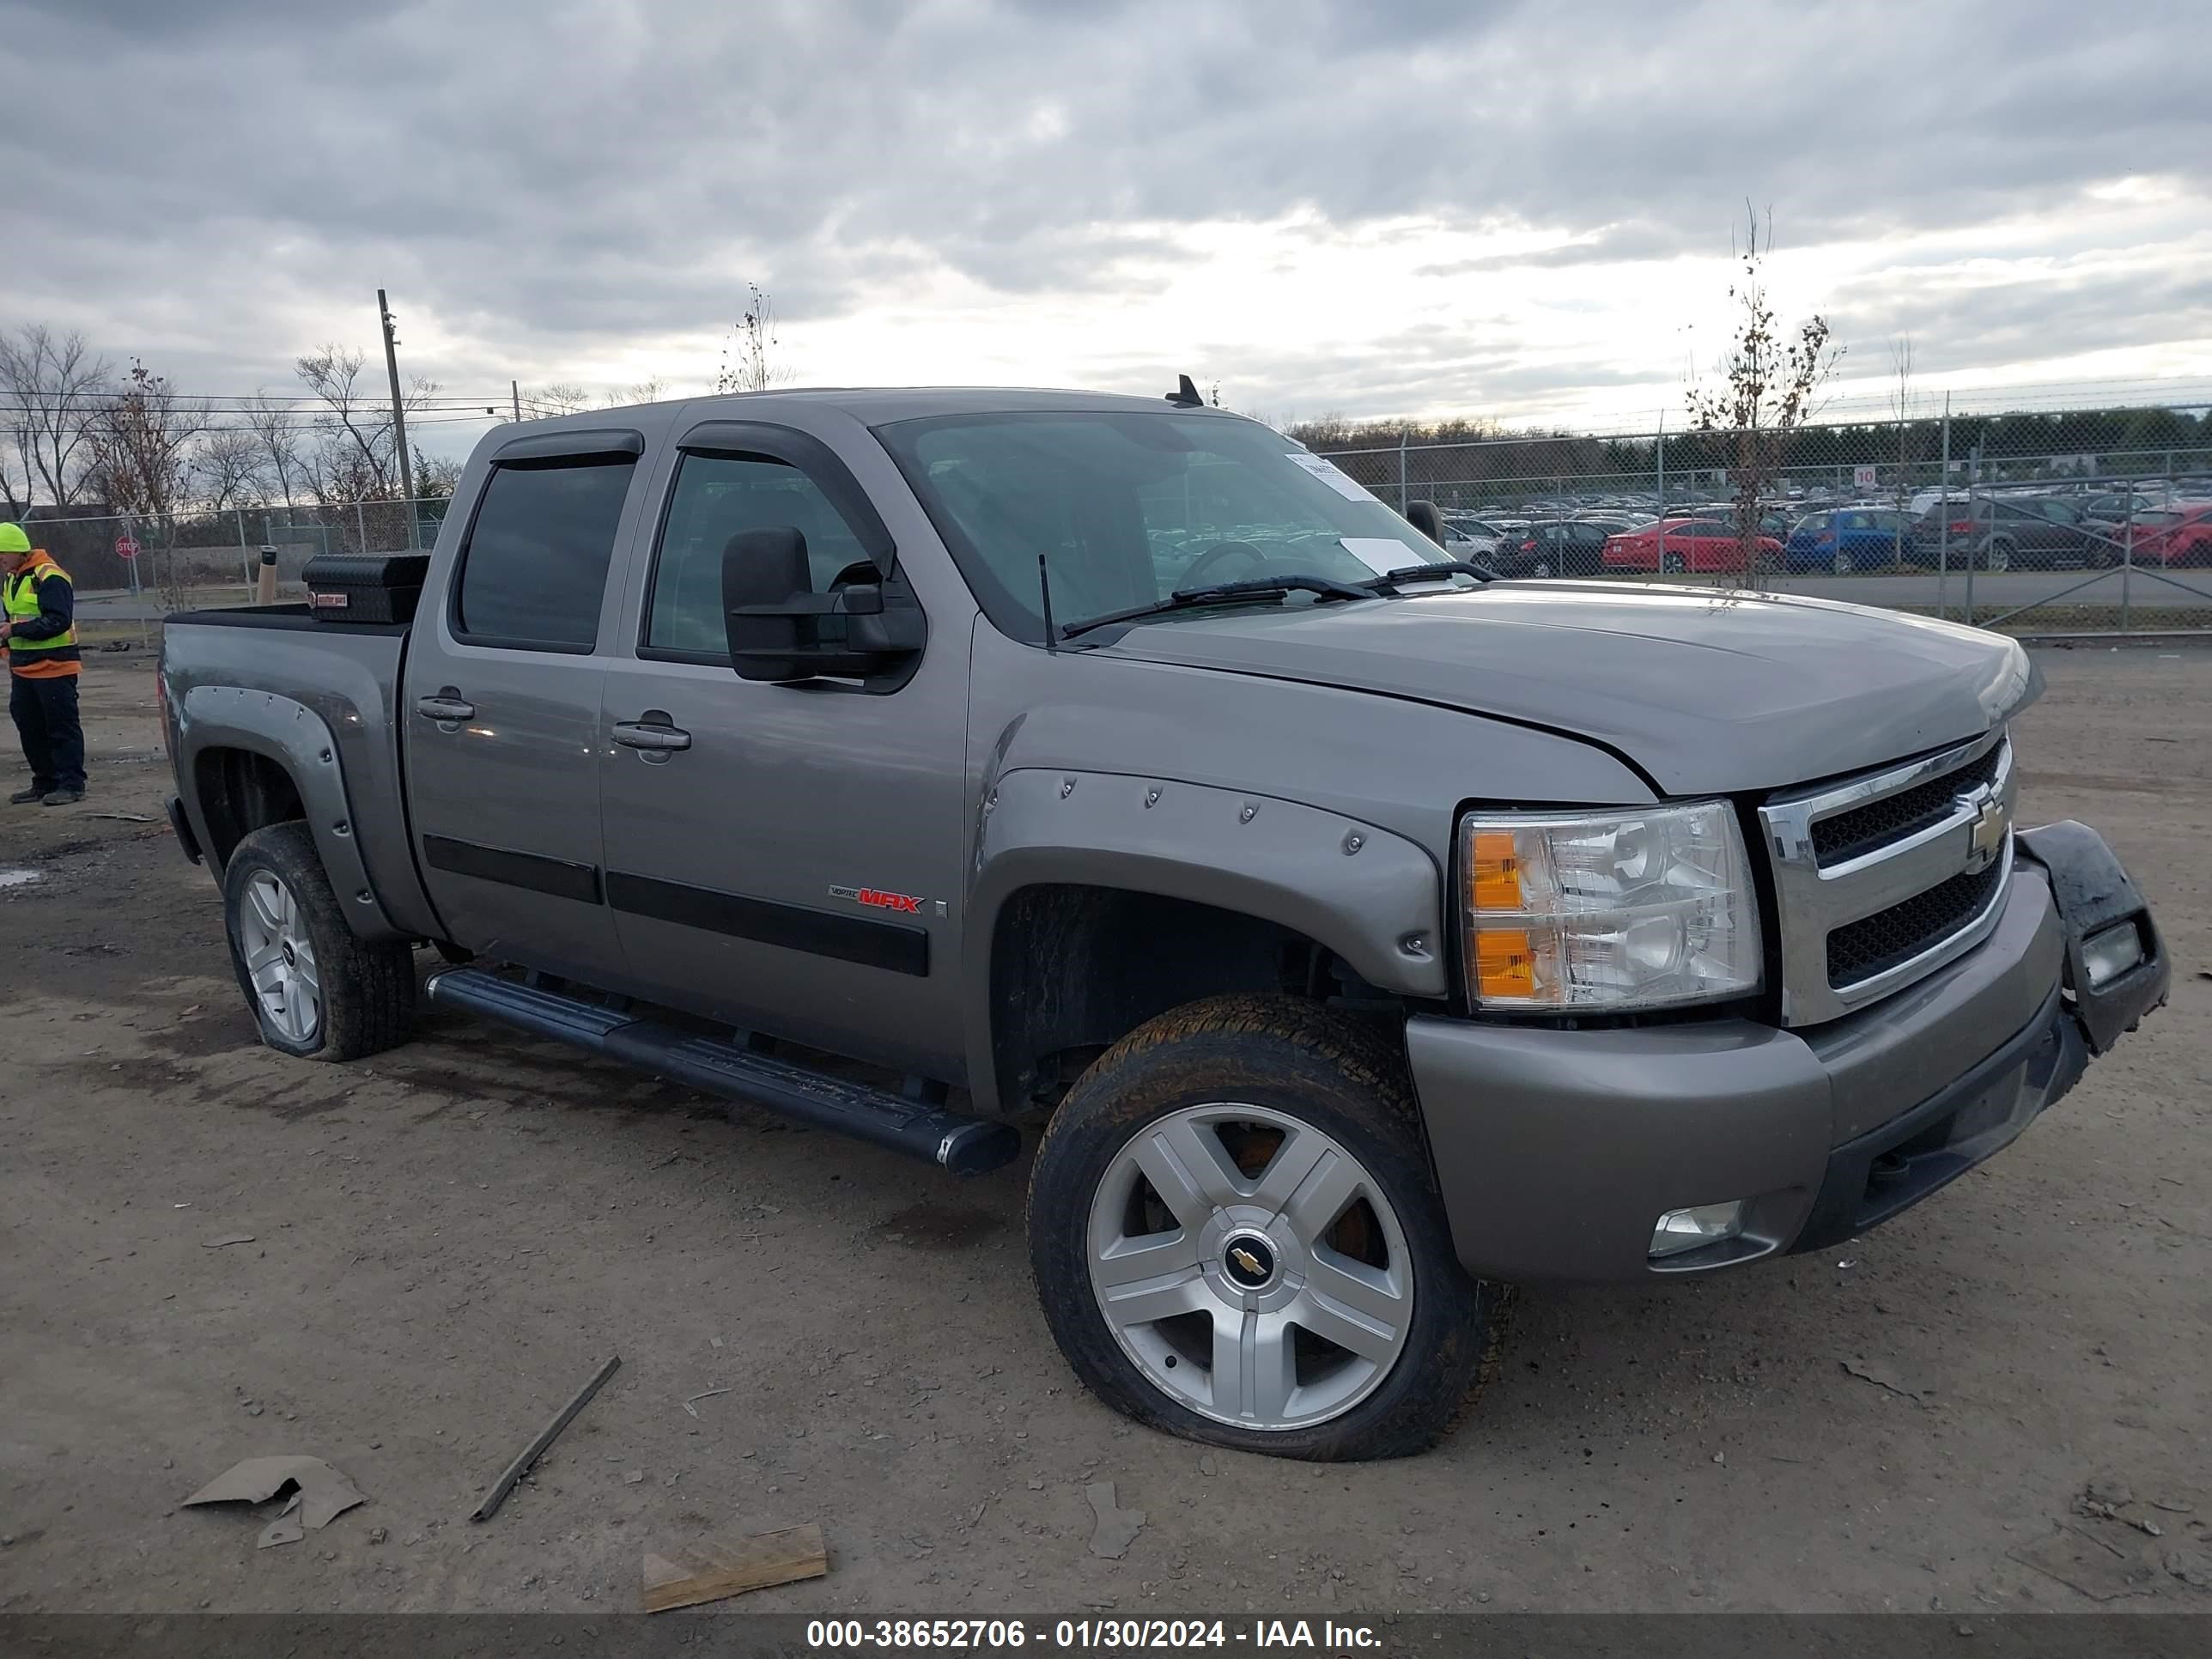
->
[959, 767, 1448, 1114]
[175, 684, 406, 942]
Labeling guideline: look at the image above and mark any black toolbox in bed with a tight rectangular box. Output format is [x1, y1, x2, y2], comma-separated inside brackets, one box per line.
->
[301, 553, 432, 625]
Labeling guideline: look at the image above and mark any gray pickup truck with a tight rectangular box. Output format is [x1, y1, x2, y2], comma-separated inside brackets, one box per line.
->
[161, 385, 2169, 1461]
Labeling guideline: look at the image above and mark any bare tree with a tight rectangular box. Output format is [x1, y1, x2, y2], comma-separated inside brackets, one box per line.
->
[0, 324, 112, 509]
[602, 375, 670, 408]
[194, 423, 268, 511]
[243, 391, 306, 506]
[295, 344, 443, 507]
[88, 360, 208, 610]
[531, 381, 592, 417]
[714, 283, 789, 394]
[1686, 206, 1841, 587]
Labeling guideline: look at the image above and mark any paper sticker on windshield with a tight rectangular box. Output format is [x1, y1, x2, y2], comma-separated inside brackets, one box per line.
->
[1338, 538, 1409, 575]
[1285, 452, 1378, 503]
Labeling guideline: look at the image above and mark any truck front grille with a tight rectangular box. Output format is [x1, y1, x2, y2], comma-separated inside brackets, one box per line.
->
[1758, 729, 2016, 1026]
[1812, 741, 2006, 867]
[1826, 857, 2008, 988]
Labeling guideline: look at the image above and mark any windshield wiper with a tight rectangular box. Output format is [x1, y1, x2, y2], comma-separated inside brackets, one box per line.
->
[1365, 557, 1499, 588]
[1060, 574, 1374, 641]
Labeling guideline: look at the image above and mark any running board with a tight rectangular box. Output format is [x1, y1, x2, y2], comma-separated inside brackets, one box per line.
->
[424, 967, 1019, 1176]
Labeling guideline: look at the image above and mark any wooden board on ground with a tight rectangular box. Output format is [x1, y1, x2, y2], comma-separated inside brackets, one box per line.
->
[641, 1522, 829, 1613]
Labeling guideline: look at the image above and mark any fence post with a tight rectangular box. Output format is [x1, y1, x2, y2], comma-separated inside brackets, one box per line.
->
[355, 501, 368, 553]
[234, 507, 251, 590]
[2120, 495, 2134, 632]
[1936, 398, 1952, 619]
[1397, 432, 1409, 512]
[1964, 444, 1980, 628]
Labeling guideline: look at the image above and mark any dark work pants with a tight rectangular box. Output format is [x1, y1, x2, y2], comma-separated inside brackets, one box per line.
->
[9, 673, 86, 793]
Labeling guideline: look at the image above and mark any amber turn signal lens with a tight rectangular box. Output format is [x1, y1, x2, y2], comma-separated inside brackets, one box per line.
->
[1470, 830, 1523, 911]
[1474, 927, 1534, 998]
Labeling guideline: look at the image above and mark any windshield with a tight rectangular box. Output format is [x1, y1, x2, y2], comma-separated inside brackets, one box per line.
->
[873, 410, 1438, 641]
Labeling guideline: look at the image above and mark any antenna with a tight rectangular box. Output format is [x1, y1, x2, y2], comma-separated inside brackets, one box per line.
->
[1037, 554, 1060, 654]
[1164, 374, 1204, 408]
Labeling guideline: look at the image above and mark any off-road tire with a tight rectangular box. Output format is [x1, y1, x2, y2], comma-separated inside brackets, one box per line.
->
[222, 821, 416, 1061]
[1027, 994, 1502, 1460]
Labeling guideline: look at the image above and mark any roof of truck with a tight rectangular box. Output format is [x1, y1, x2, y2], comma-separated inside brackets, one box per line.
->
[576, 386, 1229, 424]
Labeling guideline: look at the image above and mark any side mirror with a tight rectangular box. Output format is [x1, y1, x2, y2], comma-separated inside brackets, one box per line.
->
[1406, 501, 1446, 547]
[721, 526, 924, 684]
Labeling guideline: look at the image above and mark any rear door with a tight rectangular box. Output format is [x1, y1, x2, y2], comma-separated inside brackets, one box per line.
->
[404, 429, 645, 975]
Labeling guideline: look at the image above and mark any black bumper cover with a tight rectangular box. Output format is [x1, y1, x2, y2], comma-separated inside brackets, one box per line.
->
[1792, 820, 2168, 1256]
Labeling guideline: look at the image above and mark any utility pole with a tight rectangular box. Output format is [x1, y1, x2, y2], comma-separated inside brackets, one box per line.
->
[377, 289, 418, 549]
[511, 379, 522, 423]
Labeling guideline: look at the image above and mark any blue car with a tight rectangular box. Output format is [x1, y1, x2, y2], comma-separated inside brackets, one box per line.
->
[1784, 507, 1912, 574]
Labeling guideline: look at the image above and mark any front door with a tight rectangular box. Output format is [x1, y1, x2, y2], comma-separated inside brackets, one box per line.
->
[596, 422, 972, 1080]
[404, 434, 644, 976]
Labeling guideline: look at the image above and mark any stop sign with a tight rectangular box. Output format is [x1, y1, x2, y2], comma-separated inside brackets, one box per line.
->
[115, 532, 141, 561]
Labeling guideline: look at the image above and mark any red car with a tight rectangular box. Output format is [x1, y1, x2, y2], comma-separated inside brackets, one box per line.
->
[1601, 516, 1785, 575]
[2122, 503, 2212, 567]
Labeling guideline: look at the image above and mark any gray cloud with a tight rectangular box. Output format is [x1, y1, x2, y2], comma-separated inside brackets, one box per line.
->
[2, 0, 2206, 425]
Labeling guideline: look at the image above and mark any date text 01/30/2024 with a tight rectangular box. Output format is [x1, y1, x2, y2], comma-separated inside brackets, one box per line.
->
[805, 1618, 1382, 1650]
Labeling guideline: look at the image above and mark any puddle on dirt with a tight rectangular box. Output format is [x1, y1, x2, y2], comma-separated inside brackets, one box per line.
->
[872, 1200, 1007, 1250]
[0, 868, 43, 890]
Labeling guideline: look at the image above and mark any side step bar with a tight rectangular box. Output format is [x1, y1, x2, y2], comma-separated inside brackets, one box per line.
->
[424, 967, 1019, 1176]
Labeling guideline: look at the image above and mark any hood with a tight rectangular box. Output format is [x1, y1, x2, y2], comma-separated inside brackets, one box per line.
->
[1091, 581, 2037, 796]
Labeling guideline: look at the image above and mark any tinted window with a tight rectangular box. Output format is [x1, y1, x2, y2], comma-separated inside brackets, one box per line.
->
[2037, 500, 2081, 524]
[455, 458, 635, 649]
[646, 453, 875, 656]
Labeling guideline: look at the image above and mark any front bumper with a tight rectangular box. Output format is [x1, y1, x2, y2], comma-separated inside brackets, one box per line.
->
[1407, 820, 2168, 1284]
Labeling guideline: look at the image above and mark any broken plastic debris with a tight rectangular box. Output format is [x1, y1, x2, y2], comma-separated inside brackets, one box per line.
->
[183, 1455, 366, 1534]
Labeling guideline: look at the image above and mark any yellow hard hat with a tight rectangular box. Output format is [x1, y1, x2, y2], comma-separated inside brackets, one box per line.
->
[0, 523, 30, 555]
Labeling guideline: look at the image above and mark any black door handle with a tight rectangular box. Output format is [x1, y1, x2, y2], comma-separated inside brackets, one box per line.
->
[612, 719, 691, 752]
[416, 689, 476, 721]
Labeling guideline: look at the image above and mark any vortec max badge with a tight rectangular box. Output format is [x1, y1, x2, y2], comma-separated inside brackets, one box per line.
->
[829, 884, 927, 915]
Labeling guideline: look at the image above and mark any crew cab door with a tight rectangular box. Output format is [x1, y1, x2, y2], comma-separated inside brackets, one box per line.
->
[403, 429, 645, 975]
[596, 416, 972, 1079]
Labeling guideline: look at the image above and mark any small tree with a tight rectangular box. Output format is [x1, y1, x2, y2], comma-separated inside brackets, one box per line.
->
[90, 360, 206, 610]
[1888, 337, 1916, 568]
[715, 283, 788, 394]
[1686, 207, 1841, 587]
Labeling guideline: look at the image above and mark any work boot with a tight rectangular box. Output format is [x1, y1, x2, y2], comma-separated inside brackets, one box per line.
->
[40, 787, 84, 807]
[8, 787, 46, 805]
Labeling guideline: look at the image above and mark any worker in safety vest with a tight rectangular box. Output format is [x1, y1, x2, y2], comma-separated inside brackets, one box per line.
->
[1, 522, 87, 805]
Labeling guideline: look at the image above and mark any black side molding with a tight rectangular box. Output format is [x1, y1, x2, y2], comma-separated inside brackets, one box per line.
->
[425, 968, 1016, 1176]
[605, 871, 928, 977]
[422, 835, 602, 905]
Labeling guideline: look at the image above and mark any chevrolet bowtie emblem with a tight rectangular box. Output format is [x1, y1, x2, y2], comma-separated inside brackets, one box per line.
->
[1231, 1247, 1264, 1276]
[1965, 793, 2008, 872]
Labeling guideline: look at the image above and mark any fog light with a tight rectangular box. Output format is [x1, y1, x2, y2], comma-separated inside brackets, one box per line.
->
[2081, 921, 2145, 990]
[1650, 1201, 1746, 1260]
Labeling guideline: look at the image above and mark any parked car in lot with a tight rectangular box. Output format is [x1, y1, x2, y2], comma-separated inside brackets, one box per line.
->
[1784, 507, 1913, 574]
[1493, 519, 1611, 576]
[2124, 503, 2212, 565]
[1602, 516, 1784, 574]
[1911, 495, 2106, 571]
[158, 386, 2166, 1460]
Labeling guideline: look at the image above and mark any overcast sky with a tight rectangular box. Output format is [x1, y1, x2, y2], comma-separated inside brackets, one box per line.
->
[7, 0, 2209, 452]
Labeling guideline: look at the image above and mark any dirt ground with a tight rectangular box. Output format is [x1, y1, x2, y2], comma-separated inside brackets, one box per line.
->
[2, 646, 2208, 1617]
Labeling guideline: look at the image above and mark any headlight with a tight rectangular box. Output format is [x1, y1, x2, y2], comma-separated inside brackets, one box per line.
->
[1459, 800, 1761, 1010]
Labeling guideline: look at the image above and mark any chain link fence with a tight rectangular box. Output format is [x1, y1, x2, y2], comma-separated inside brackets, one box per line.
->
[15, 498, 451, 635]
[17, 398, 2212, 640]
[1311, 400, 2212, 634]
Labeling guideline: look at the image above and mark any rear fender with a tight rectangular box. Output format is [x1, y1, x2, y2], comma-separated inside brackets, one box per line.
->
[175, 684, 406, 942]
